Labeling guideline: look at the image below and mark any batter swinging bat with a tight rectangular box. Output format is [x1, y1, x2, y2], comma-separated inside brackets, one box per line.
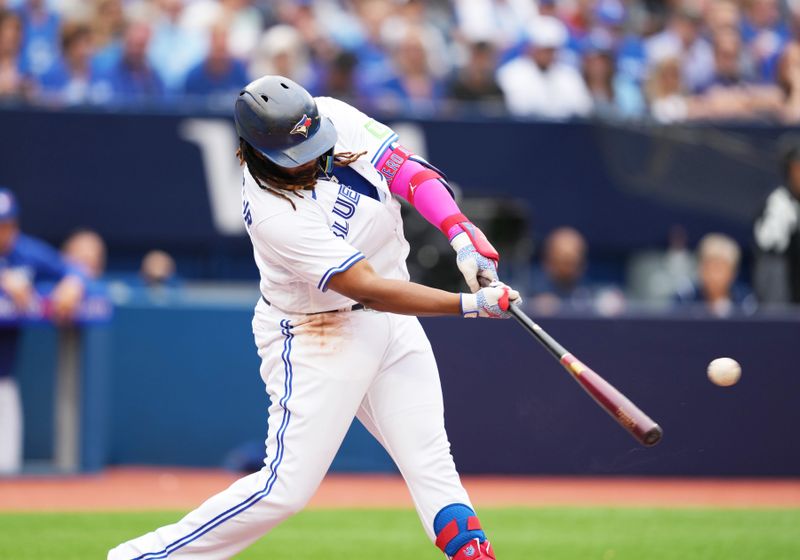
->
[509, 304, 663, 447]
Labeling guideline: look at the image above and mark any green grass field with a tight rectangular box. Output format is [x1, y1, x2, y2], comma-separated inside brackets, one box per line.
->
[1, 508, 798, 559]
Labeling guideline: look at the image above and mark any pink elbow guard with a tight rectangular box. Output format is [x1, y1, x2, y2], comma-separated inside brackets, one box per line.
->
[376, 143, 499, 263]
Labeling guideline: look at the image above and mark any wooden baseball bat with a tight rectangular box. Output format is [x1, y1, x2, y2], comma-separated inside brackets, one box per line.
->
[509, 304, 663, 447]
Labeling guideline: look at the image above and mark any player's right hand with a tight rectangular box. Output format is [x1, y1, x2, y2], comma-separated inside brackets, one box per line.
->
[460, 281, 521, 318]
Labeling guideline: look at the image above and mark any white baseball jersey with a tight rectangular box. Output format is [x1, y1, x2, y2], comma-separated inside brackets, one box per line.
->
[242, 97, 408, 314]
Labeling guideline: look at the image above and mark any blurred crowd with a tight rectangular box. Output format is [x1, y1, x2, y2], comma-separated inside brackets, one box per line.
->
[525, 137, 800, 317]
[0, 0, 799, 122]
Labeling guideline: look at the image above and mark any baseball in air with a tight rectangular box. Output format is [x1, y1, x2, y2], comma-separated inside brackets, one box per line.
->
[707, 358, 741, 387]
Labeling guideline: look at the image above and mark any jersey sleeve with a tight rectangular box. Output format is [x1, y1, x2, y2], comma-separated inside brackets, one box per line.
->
[15, 235, 82, 283]
[315, 96, 399, 170]
[253, 204, 365, 292]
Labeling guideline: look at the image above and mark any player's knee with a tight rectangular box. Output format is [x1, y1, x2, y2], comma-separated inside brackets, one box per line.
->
[433, 503, 487, 557]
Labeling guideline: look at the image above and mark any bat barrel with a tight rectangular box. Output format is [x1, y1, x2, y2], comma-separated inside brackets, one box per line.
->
[561, 353, 663, 447]
[509, 305, 663, 447]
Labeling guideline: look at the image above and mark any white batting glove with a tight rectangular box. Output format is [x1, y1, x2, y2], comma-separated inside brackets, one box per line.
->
[460, 281, 521, 318]
[451, 230, 499, 292]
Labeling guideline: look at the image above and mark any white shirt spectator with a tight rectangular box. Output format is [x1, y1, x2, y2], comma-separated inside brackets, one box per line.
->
[497, 16, 592, 119]
[497, 56, 592, 118]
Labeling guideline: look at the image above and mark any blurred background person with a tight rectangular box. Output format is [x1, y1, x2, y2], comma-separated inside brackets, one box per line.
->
[532, 227, 591, 313]
[180, 0, 263, 61]
[674, 233, 753, 317]
[98, 21, 163, 102]
[0, 9, 29, 100]
[645, 6, 713, 94]
[741, 0, 789, 83]
[38, 22, 100, 105]
[775, 42, 800, 122]
[0, 188, 85, 474]
[61, 229, 106, 280]
[140, 249, 177, 288]
[183, 23, 248, 100]
[580, 27, 645, 118]
[365, 24, 444, 114]
[316, 49, 359, 103]
[446, 40, 505, 112]
[645, 54, 694, 122]
[89, 0, 126, 75]
[146, 0, 206, 94]
[701, 28, 754, 92]
[247, 23, 316, 92]
[497, 15, 592, 119]
[754, 140, 800, 305]
[16, 0, 60, 80]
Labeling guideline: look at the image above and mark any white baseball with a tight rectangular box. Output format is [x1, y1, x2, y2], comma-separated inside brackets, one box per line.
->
[707, 357, 741, 387]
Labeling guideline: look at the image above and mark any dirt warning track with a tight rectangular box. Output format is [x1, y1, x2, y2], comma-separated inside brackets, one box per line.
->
[1, 468, 798, 512]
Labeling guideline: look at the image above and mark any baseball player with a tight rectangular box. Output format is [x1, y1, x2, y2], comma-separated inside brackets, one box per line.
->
[0, 188, 86, 474]
[109, 76, 519, 560]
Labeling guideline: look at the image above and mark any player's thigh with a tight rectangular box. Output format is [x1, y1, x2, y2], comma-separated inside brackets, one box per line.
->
[256, 309, 392, 464]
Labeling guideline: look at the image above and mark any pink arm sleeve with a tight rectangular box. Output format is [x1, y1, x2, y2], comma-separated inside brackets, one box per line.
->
[376, 145, 463, 240]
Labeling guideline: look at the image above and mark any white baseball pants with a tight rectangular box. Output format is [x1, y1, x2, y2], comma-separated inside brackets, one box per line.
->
[0, 377, 23, 475]
[109, 302, 472, 559]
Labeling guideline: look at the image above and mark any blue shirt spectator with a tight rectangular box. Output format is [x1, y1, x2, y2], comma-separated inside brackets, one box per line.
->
[183, 25, 247, 98]
[97, 22, 163, 102]
[16, 0, 59, 79]
[148, 0, 206, 94]
[38, 22, 103, 105]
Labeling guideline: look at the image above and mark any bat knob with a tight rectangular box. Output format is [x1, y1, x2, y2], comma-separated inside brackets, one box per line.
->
[642, 425, 664, 447]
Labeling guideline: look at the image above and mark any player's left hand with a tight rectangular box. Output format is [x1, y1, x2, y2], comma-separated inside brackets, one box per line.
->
[450, 226, 499, 293]
[50, 275, 85, 323]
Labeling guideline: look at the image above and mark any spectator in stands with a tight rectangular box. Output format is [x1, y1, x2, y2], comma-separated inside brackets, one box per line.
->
[645, 7, 714, 93]
[705, 0, 742, 38]
[580, 27, 645, 118]
[90, 0, 126, 75]
[38, 22, 101, 105]
[446, 40, 504, 110]
[62, 229, 106, 280]
[452, 0, 533, 53]
[17, 0, 60, 79]
[530, 227, 595, 313]
[248, 24, 316, 92]
[0, 9, 29, 100]
[316, 49, 359, 104]
[675, 233, 753, 317]
[776, 42, 800, 123]
[0, 188, 85, 474]
[180, 0, 263, 61]
[645, 54, 693, 122]
[367, 24, 444, 114]
[140, 249, 177, 287]
[754, 139, 800, 305]
[99, 22, 164, 102]
[147, 0, 206, 94]
[702, 28, 753, 91]
[183, 24, 248, 98]
[497, 16, 592, 119]
[741, 0, 789, 82]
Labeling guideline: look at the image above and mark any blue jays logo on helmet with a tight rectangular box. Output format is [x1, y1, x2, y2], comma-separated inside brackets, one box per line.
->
[464, 545, 476, 557]
[291, 114, 313, 137]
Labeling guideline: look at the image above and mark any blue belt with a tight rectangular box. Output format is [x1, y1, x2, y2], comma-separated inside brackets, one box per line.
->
[261, 295, 365, 314]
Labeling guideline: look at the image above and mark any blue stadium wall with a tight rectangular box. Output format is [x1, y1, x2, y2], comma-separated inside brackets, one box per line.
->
[16, 300, 800, 476]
